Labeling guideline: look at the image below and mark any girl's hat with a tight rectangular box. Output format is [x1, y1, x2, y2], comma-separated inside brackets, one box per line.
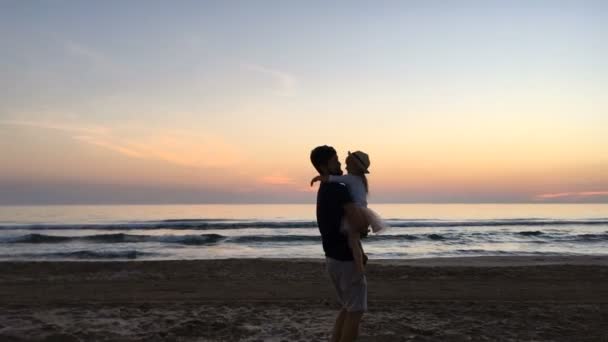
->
[348, 151, 370, 174]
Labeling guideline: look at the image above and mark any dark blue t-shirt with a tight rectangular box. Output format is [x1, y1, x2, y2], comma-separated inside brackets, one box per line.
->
[316, 182, 354, 261]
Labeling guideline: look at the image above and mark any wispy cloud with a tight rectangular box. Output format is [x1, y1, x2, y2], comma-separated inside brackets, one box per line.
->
[73, 135, 146, 158]
[535, 191, 608, 200]
[256, 174, 317, 194]
[63, 39, 107, 65]
[123, 131, 243, 168]
[0, 119, 108, 135]
[258, 174, 296, 185]
[1, 120, 242, 169]
[58, 36, 119, 75]
[243, 63, 297, 97]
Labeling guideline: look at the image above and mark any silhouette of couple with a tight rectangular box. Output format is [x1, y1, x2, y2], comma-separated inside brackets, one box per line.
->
[310, 145, 388, 341]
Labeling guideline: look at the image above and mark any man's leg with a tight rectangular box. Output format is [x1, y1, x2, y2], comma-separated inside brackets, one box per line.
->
[339, 259, 367, 341]
[330, 308, 347, 342]
[339, 311, 364, 342]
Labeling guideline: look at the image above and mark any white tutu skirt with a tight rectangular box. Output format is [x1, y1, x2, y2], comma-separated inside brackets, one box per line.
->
[341, 206, 389, 235]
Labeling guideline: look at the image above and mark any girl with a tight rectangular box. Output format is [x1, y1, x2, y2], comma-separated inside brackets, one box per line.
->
[311, 150, 388, 235]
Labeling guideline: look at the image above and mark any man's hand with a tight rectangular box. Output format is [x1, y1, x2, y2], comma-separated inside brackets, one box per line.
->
[354, 262, 365, 276]
[310, 175, 327, 186]
[344, 203, 366, 229]
[348, 226, 365, 278]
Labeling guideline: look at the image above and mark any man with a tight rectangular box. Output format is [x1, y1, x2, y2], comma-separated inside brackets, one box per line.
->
[310, 145, 368, 342]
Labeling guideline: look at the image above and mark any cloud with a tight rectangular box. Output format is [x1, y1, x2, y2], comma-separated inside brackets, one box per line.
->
[63, 39, 107, 65]
[1, 119, 243, 169]
[123, 131, 243, 168]
[296, 185, 317, 193]
[73, 135, 146, 158]
[535, 191, 608, 200]
[258, 174, 296, 185]
[243, 63, 297, 97]
[0, 119, 108, 135]
[58, 36, 119, 75]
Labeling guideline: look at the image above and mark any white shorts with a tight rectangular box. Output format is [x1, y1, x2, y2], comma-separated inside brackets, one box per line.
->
[326, 257, 368, 312]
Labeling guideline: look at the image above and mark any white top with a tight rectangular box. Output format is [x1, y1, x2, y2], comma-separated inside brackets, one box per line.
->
[328, 174, 367, 207]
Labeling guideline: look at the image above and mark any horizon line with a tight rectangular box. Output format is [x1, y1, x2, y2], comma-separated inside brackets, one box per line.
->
[1, 201, 607, 206]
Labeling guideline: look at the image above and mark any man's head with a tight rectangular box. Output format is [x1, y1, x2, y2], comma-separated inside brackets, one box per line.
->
[310, 145, 343, 176]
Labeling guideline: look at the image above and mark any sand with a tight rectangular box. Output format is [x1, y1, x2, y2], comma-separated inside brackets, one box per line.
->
[1, 256, 607, 341]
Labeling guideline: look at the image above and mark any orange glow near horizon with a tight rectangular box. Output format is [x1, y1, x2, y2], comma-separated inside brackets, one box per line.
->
[1, 119, 607, 203]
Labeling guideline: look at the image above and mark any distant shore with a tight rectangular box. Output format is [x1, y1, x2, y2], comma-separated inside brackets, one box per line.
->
[1, 256, 607, 341]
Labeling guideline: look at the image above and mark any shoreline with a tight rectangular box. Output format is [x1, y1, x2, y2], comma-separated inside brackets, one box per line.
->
[1, 256, 607, 341]
[2, 254, 608, 266]
[268, 254, 608, 266]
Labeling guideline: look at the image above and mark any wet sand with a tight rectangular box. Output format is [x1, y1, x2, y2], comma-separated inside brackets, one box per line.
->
[1, 256, 607, 341]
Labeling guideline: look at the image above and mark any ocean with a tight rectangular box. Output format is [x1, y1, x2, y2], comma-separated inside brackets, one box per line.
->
[0, 204, 607, 261]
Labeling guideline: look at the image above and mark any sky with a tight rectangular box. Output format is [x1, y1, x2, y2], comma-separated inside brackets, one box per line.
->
[1, 0, 607, 204]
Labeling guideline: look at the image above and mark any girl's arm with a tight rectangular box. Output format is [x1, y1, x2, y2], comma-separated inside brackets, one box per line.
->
[310, 175, 329, 186]
[328, 175, 359, 188]
[311, 174, 359, 187]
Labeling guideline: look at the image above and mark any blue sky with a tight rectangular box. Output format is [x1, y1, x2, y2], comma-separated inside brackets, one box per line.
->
[1, 0, 607, 204]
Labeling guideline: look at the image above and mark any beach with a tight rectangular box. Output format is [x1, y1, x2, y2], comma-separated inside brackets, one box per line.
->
[1, 256, 607, 341]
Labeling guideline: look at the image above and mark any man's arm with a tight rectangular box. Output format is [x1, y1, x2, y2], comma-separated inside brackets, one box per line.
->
[344, 203, 366, 273]
[311, 174, 360, 187]
[344, 202, 366, 231]
[348, 229, 364, 274]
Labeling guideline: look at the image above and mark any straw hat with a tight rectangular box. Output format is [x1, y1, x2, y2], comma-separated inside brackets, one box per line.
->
[348, 151, 370, 174]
